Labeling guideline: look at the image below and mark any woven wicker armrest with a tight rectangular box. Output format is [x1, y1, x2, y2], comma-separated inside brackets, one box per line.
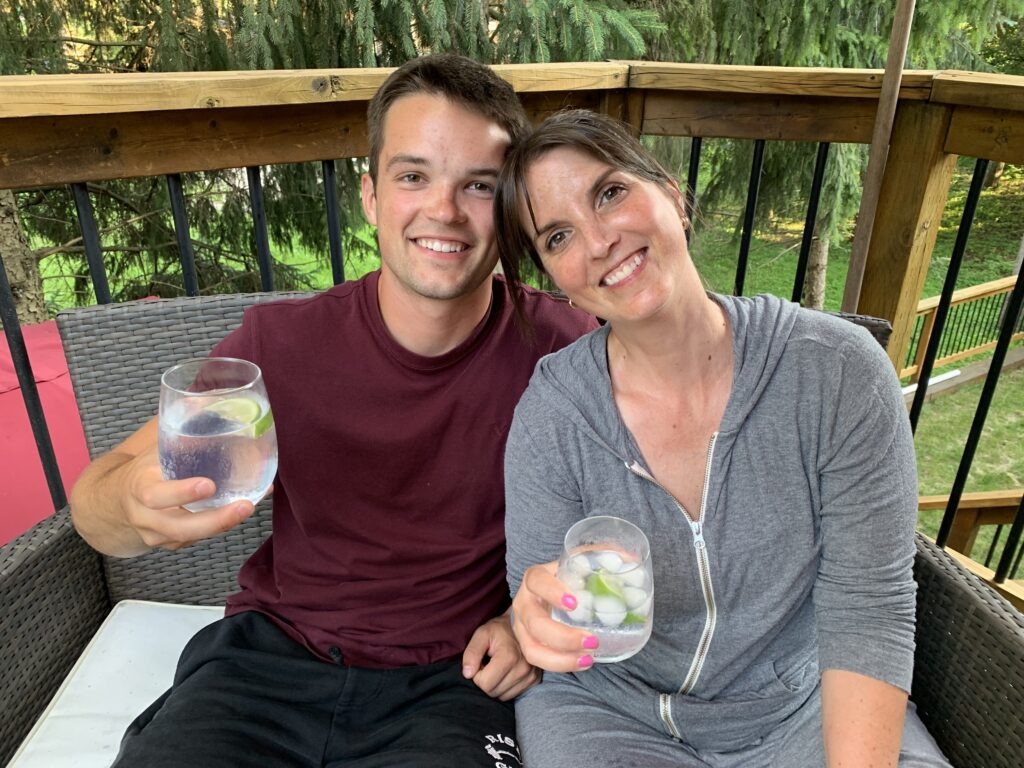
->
[0, 508, 110, 764]
[911, 532, 1024, 768]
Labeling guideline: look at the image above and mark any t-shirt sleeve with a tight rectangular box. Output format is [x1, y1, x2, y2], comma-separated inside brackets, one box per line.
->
[210, 306, 261, 365]
[812, 327, 918, 692]
[504, 386, 587, 599]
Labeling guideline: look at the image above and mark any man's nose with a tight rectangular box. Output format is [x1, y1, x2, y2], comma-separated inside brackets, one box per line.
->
[425, 184, 464, 223]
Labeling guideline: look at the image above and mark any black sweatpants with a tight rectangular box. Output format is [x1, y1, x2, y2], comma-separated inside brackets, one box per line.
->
[113, 611, 521, 768]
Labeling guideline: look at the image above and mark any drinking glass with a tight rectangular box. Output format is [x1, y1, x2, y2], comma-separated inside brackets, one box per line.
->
[551, 515, 654, 662]
[158, 357, 278, 512]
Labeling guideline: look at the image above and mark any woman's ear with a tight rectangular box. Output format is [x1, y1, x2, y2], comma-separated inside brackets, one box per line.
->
[664, 179, 689, 229]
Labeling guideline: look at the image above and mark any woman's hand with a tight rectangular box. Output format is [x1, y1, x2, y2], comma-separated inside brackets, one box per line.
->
[510, 561, 601, 672]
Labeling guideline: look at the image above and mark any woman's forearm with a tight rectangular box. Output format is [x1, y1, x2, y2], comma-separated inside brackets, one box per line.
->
[821, 668, 907, 768]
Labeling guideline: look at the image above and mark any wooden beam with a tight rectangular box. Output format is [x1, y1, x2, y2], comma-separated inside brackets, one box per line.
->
[0, 102, 370, 189]
[930, 70, 1024, 112]
[625, 62, 936, 100]
[0, 63, 628, 120]
[640, 92, 878, 144]
[598, 89, 645, 136]
[945, 106, 1024, 165]
[919, 490, 1024, 510]
[940, 544, 1024, 612]
[856, 101, 957, 367]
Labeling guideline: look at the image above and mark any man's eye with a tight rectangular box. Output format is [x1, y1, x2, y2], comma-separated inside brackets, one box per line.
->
[399, 173, 422, 183]
[468, 181, 494, 193]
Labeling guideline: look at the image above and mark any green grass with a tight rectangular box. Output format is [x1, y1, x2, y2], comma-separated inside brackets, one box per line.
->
[914, 364, 1024, 567]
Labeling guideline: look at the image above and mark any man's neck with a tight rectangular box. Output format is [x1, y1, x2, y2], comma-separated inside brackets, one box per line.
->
[376, 271, 494, 357]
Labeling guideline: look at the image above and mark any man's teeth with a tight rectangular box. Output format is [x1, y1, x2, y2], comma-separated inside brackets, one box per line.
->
[602, 254, 644, 286]
[416, 238, 467, 253]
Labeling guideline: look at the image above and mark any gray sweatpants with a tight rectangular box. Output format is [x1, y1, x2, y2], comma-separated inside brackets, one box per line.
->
[515, 677, 950, 768]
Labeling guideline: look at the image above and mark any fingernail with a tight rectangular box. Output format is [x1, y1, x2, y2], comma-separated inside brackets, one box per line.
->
[561, 594, 577, 610]
[578, 654, 594, 669]
[582, 635, 599, 650]
[195, 478, 214, 495]
[462, 665, 474, 678]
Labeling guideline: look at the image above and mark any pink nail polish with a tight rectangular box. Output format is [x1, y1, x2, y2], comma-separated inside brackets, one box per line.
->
[582, 635, 599, 650]
[578, 654, 594, 668]
[561, 594, 577, 610]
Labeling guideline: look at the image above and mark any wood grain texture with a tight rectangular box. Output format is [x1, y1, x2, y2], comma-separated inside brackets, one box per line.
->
[625, 62, 935, 100]
[945, 106, 1024, 164]
[640, 91, 877, 143]
[931, 71, 1024, 112]
[857, 101, 957, 367]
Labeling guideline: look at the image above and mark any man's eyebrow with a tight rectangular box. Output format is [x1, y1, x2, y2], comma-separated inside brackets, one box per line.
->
[532, 167, 616, 241]
[386, 154, 427, 170]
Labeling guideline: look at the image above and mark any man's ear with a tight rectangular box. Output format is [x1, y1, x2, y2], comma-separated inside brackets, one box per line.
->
[360, 173, 378, 226]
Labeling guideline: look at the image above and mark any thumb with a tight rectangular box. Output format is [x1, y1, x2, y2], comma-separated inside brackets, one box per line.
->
[461, 627, 491, 679]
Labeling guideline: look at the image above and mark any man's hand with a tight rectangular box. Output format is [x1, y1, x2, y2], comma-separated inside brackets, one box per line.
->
[461, 613, 541, 701]
[70, 417, 258, 557]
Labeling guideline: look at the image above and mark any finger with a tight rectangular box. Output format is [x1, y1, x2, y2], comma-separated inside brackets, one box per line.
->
[523, 563, 576, 611]
[471, 650, 514, 695]
[516, 639, 595, 674]
[135, 475, 217, 511]
[138, 500, 255, 549]
[495, 666, 542, 702]
[516, 598, 595, 655]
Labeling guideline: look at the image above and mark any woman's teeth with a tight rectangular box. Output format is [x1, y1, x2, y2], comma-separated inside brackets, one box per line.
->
[416, 239, 466, 253]
[602, 253, 644, 286]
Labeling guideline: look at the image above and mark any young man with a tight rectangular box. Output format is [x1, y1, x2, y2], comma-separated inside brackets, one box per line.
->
[69, 54, 596, 767]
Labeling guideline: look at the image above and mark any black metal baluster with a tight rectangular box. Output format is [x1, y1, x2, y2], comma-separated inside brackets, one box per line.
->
[984, 526, 1003, 568]
[322, 160, 346, 285]
[0, 252, 66, 510]
[166, 173, 199, 297]
[909, 159, 989, 432]
[994, 494, 1024, 583]
[735, 139, 766, 297]
[685, 137, 702, 246]
[70, 183, 111, 304]
[937, 254, 1024, 547]
[1011, 534, 1024, 579]
[246, 166, 274, 292]
[792, 142, 830, 304]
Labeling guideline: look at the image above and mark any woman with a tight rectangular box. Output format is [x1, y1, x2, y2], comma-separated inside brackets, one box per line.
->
[494, 110, 949, 768]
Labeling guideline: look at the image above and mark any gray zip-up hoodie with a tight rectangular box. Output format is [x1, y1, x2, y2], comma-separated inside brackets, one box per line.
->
[505, 293, 917, 752]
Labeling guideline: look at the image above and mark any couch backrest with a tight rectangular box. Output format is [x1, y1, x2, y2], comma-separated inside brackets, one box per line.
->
[57, 292, 312, 604]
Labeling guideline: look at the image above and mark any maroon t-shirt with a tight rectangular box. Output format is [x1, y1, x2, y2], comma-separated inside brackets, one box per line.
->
[213, 271, 596, 668]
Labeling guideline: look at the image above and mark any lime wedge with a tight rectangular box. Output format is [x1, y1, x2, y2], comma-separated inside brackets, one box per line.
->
[586, 571, 625, 600]
[203, 397, 274, 438]
[623, 612, 646, 625]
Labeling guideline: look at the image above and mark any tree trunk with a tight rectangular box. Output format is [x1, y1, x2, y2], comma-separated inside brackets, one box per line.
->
[803, 222, 830, 310]
[983, 161, 1005, 189]
[0, 188, 47, 325]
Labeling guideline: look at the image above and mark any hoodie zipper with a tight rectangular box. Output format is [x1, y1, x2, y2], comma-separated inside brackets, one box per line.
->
[627, 433, 719, 741]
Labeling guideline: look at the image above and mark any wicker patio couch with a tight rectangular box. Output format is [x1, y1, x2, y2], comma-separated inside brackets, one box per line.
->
[1, 293, 1022, 766]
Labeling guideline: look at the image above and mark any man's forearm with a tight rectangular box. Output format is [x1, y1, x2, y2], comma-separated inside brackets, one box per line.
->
[70, 450, 149, 557]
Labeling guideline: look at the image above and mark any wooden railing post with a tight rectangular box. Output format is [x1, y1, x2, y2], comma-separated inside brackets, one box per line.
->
[909, 308, 936, 382]
[857, 101, 957, 370]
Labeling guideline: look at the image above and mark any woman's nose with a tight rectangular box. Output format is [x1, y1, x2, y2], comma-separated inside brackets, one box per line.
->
[581, 219, 617, 259]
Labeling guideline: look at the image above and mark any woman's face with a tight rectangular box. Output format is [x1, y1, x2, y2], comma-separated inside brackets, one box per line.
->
[522, 146, 689, 324]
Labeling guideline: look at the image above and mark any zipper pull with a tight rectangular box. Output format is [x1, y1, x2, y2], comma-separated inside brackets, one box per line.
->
[690, 520, 705, 550]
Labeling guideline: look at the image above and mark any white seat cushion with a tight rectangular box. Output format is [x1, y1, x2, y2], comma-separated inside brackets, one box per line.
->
[10, 600, 223, 767]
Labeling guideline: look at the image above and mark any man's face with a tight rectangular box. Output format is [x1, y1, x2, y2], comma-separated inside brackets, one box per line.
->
[361, 93, 512, 305]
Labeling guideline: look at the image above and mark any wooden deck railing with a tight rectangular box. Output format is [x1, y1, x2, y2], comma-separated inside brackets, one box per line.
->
[2, 61, 1024, 597]
[902, 275, 1023, 380]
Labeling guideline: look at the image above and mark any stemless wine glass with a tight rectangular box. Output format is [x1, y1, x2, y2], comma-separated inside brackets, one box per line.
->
[158, 357, 278, 513]
[551, 515, 654, 662]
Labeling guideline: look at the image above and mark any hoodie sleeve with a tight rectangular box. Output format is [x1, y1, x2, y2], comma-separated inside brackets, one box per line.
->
[504, 383, 588, 599]
[812, 325, 918, 693]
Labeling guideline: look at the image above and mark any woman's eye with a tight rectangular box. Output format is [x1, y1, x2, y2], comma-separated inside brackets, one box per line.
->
[545, 231, 567, 251]
[599, 184, 626, 206]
